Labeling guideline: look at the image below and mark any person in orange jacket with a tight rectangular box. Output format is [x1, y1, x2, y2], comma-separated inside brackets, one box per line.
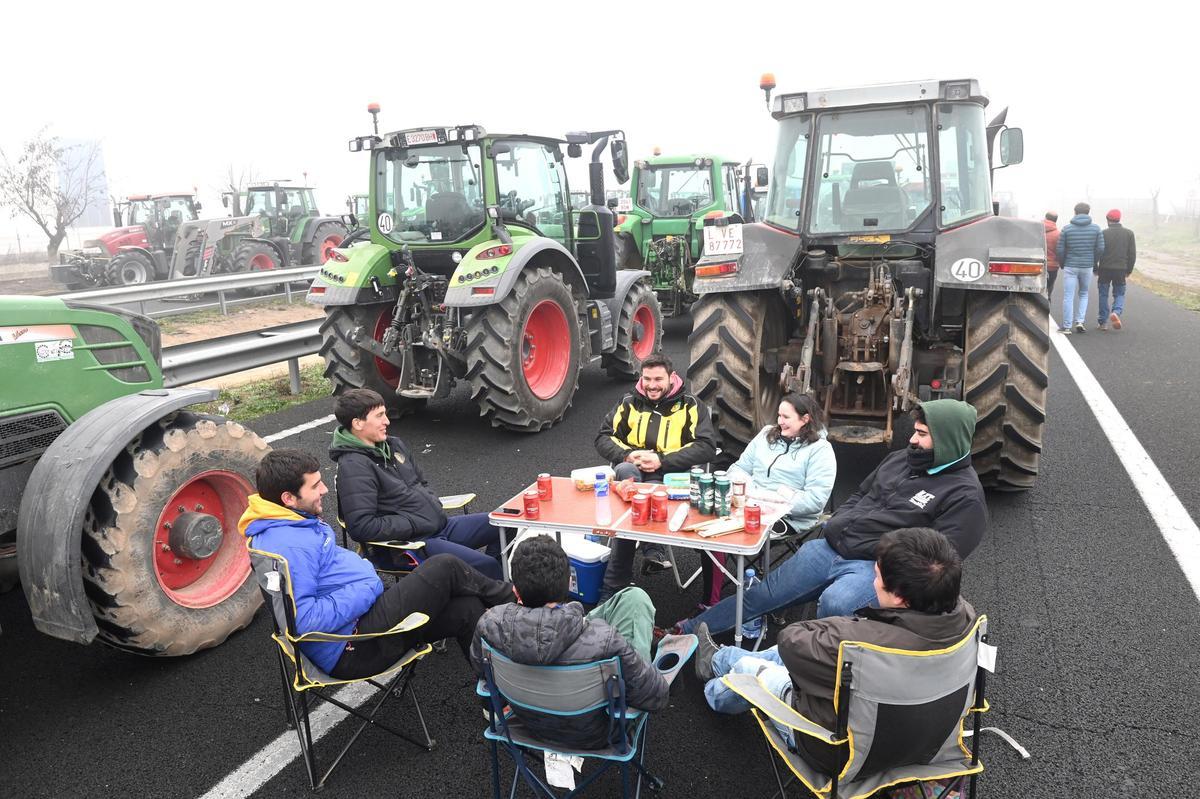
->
[1044, 211, 1061, 296]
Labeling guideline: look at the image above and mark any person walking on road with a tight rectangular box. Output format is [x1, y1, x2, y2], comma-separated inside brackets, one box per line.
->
[1096, 209, 1137, 331]
[1043, 211, 1061, 297]
[1056, 202, 1105, 334]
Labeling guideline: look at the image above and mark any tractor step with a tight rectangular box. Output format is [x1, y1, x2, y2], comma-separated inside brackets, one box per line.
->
[399, 388, 435, 399]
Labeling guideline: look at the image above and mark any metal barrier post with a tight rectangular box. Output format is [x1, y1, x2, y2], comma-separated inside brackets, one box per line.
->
[288, 358, 302, 395]
[284, 282, 293, 303]
[218, 291, 228, 316]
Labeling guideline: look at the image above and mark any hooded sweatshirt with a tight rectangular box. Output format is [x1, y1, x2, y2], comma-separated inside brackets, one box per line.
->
[729, 427, 837, 531]
[471, 600, 669, 749]
[1056, 214, 1105, 270]
[240, 494, 383, 673]
[1043, 219, 1061, 271]
[595, 371, 717, 474]
[822, 400, 987, 560]
[329, 429, 448, 544]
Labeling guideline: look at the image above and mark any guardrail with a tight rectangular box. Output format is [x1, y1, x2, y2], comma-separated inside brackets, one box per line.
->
[161, 319, 324, 393]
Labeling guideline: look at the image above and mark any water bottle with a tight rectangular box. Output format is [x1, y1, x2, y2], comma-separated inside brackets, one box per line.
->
[740, 569, 765, 641]
[592, 472, 611, 531]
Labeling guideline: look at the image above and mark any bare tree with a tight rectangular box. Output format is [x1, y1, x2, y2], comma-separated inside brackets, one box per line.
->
[0, 130, 107, 262]
[218, 164, 258, 216]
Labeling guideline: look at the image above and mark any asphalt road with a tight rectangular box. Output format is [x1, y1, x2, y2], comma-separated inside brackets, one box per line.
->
[2, 285, 1197, 798]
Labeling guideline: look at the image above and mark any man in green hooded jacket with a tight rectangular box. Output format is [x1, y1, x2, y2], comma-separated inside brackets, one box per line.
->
[672, 399, 987, 636]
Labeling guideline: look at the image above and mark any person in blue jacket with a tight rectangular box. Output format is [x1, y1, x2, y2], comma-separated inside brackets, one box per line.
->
[1055, 201, 1106, 334]
[240, 449, 512, 679]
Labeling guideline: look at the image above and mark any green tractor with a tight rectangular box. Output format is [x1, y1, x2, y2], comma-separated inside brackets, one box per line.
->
[309, 119, 663, 430]
[228, 182, 348, 274]
[614, 154, 768, 316]
[688, 77, 1047, 489]
[0, 295, 267, 653]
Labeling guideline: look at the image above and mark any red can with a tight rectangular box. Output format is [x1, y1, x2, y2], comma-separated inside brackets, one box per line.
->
[650, 490, 669, 523]
[631, 493, 650, 525]
[744, 501, 762, 533]
[537, 473, 553, 501]
[523, 489, 540, 519]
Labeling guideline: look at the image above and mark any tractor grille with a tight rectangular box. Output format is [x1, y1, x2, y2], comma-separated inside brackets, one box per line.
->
[0, 410, 68, 468]
[76, 324, 153, 384]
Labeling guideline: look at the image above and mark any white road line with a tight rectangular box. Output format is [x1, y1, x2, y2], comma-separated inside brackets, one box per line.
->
[263, 415, 336, 443]
[1051, 329, 1200, 601]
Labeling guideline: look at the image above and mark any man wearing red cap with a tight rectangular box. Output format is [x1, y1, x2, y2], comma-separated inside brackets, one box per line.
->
[1097, 209, 1137, 330]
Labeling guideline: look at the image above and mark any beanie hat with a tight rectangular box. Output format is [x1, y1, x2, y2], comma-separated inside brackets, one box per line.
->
[1106, 209, 1121, 222]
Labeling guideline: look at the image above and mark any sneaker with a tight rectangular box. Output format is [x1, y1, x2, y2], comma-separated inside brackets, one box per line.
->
[694, 622, 721, 682]
[640, 545, 672, 575]
[1110, 311, 1122, 330]
[1073, 322, 1086, 333]
[1058, 326, 1072, 335]
[1097, 322, 1108, 331]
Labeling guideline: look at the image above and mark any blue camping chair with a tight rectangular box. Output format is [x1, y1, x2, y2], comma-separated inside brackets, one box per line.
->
[478, 640, 665, 798]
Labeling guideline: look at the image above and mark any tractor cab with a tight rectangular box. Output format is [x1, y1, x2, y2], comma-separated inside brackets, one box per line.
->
[245, 183, 320, 237]
[123, 193, 200, 251]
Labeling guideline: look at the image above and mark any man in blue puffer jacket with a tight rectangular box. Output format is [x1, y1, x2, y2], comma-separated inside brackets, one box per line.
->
[1055, 202, 1105, 334]
[240, 449, 512, 679]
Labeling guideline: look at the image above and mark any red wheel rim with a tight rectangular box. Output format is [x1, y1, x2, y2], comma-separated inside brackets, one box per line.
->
[372, 307, 401, 388]
[249, 253, 276, 271]
[632, 303, 656, 359]
[152, 470, 253, 608]
[319, 235, 343, 263]
[522, 299, 570, 400]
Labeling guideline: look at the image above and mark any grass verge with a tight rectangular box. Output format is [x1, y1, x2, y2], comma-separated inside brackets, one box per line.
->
[1129, 272, 1200, 312]
[193, 363, 332, 422]
[156, 297, 311, 336]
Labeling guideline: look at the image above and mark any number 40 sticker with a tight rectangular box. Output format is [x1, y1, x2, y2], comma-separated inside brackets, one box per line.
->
[950, 258, 986, 282]
[377, 212, 394, 234]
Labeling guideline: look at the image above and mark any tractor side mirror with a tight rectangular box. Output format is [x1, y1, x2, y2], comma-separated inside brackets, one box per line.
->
[194, 201, 203, 212]
[606, 198, 618, 210]
[756, 166, 769, 187]
[610, 139, 629, 184]
[221, 195, 229, 208]
[999, 128, 1024, 166]
[276, 190, 288, 207]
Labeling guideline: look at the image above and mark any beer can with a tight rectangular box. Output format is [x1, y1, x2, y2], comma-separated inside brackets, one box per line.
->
[523, 489, 540, 520]
[650, 490, 669, 522]
[689, 466, 704, 507]
[731, 478, 746, 498]
[744, 501, 762, 533]
[698, 473, 714, 515]
[714, 476, 731, 517]
[631, 494, 650, 525]
[537, 473, 553, 501]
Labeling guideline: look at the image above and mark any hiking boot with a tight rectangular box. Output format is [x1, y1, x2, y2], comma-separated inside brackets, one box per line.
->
[1110, 311, 1123, 330]
[1073, 322, 1086, 333]
[694, 622, 721, 682]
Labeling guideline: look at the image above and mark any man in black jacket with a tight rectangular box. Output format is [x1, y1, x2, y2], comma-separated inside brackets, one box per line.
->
[330, 388, 502, 579]
[673, 399, 986, 636]
[1096, 208, 1137, 331]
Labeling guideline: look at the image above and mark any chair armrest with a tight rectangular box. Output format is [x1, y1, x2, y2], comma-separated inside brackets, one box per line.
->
[291, 612, 430, 643]
[366, 540, 426, 551]
[440, 493, 476, 511]
[721, 673, 843, 744]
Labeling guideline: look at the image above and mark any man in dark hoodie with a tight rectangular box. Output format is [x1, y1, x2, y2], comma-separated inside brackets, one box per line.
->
[241, 449, 513, 679]
[693, 527, 976, 776]
[471, 535, 671, 750]
[595, 352, 717, 590]
[1056, 201, 1106, 334]
[330, 388, 502, 579]
[1096, 209, 1136, 331]
[671, 399, 986, 636]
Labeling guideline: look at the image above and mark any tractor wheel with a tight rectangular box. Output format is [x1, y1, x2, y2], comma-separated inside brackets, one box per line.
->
[605, 281, 663, 379]
[82, 412, 268, 656]
[964, 291, 1049, 490]
[308, 221, 348, 265]
[319, 304, 427, 418]
[688, 290, 789, 458]
[465, 266, 581, 432]
[233, 242, 282, 296]
[105, 252, 154, 286]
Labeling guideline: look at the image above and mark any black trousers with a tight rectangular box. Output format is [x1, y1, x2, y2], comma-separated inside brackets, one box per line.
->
[332, 554, 510, 679]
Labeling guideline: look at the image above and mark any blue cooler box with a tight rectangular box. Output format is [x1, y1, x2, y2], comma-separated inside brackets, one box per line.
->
[511, 531, 611, 605]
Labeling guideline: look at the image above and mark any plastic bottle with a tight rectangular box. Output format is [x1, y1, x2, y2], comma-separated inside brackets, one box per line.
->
[740, 569, 765, 642]
[591, 472, 611, 533]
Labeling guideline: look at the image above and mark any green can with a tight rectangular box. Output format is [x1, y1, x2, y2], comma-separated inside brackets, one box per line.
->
[690, 466, 704, 508]
[714, 475, 731, 517]
[698, 472, 715, 515]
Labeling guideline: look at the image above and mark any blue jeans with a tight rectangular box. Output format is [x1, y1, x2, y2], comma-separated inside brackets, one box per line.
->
[704, 644, 789, 714]
[1097, 273, 1127, 322]
[1061, 266, 1092, 327]
[422, 513, 502, 579]
[680, 539, 877, 636]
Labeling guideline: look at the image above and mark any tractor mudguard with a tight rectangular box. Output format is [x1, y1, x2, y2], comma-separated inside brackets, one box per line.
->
[600, 269, 652, 325]
[934, 215, 1046, 294]
[16, 387, 217, 645]
[691, 221, 802, 296]
[443, 236, 588, 308]
[305, 242, 397, 307]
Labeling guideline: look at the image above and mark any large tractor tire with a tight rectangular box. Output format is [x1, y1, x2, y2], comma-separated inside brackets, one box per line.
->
[232, 241, 283, 297]
[964, 291, 1049, 491]
[688, 290, 790, 458]
[605, 281, 663, 379]
[318, 304, 426, 417]
[82, 412, 268, 656]
[465, 266, 581, 432]
[306, 221, 348, 265]
[105, 252, 154, 286]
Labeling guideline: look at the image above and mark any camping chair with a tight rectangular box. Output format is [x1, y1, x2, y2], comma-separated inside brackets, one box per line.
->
[722, 616, 998, 799]
[248, 545, 435, 791]
[477, 640, 665, 799]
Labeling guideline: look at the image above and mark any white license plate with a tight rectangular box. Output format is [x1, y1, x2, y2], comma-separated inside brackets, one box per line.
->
[404, 130, 441, 146]
[703, 223, 744, 256]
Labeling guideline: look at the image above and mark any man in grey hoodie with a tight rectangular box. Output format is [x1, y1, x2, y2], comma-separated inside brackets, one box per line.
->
[471, 535, 669, 749]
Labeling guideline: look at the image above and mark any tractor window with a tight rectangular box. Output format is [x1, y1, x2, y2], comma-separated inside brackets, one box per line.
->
[245, 191, 276, 216]
[809, 107, 932, 234]
[376, 143, 484, 243]
[936, 103, 991, 227]
[636, 165, 713, 217]
[723, 165, 740, 216]
[494, 140, 568, 244]
[158, 197, 197, 223]
[126, 200, 155, 226]
[764, 115, 811, 231]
